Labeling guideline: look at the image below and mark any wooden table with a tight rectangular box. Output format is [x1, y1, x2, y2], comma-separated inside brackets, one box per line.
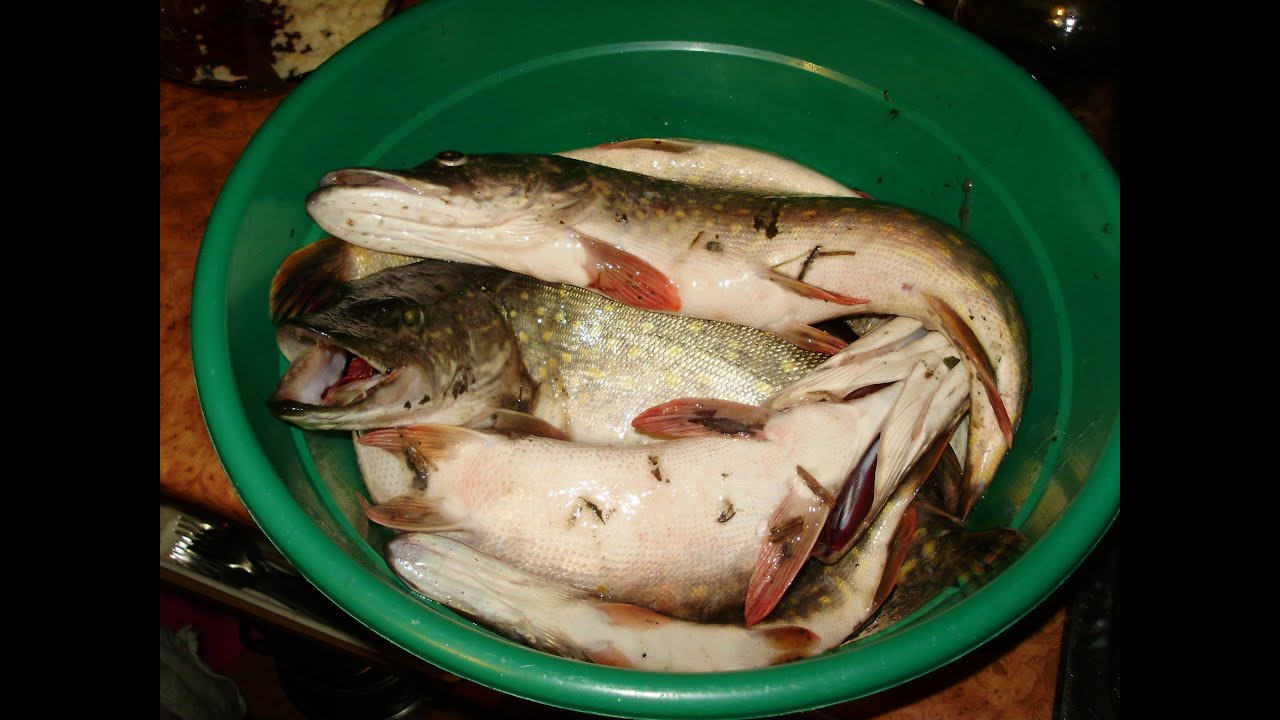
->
[159, 78, 1075, 719]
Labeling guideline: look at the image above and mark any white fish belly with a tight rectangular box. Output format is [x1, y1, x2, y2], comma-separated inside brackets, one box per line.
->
[426, 399, 892, 619]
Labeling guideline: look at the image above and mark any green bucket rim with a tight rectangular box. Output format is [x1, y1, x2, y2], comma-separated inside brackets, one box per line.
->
[192, 1, 1119, 716]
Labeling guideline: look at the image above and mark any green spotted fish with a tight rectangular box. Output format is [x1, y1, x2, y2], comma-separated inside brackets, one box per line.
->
[305, 142, 1029, 516]
[269, 239, 826, 443]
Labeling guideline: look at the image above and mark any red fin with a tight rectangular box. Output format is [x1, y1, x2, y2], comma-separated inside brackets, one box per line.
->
[762, 626, 822, 664]
[763, 268, 869, 306]
[475, 409, 569, 440]
[361, 494, 463, 533]
[765, 320, 849, 355]
[584, 645, 637, 668]
[596, 138, 698, 154]
[923, 293, 1014, 448]
[357, 424, 485, 459]
[580, 235, 682, 311]
[874, 506, 921, 607]
[597, 603, 675, 629]
[631, 397, 772, 438]
[744, 490, 829, 626]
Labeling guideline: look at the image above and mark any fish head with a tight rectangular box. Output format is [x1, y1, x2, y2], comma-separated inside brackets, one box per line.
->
[269, 261, 529, 430]
[307, 152, 592, 262]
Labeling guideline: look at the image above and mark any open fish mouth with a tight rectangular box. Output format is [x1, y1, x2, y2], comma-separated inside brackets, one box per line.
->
[269, 326, 416, 428]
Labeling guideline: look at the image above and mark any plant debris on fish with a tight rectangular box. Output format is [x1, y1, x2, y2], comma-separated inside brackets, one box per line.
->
[269, 239, 827, 440]
[306, 145, 1029, 517]
[361, 328, 970, 625]
[269, 138, 1032, 672]
[384, 440, 1023, 672]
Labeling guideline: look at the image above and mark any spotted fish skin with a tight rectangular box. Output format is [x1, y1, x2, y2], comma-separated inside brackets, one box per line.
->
[307, 150, 1028, 516]
[270, 240, 827, 440]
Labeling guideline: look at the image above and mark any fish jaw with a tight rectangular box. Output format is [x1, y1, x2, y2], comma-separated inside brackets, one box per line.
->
[269, 321, 525, 431]
[269, 325, 445, 430]
[307, 154, 601, 284]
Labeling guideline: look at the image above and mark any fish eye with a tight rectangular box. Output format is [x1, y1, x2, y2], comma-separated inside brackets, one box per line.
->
[435, 150, 468, 167]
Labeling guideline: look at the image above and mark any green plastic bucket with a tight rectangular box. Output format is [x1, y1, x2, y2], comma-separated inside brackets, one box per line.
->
[192, 0, 1119, 716]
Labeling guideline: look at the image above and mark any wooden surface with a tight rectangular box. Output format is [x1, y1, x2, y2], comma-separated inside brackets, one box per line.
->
[158, 78, 1069, 718]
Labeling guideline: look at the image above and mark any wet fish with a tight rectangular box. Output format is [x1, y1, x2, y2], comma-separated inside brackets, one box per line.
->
[271, 137, 875, 435]
[850, 503, 1026, 641]
[306, 149, 1029, 516]
[844, 442, 1025, 641]
[361, 330, 970, 625]
[281, 137, 870, 351]
[383, 434, 1019, 671]
[558, 137, 871, 199]
[269, 239, 826, 439]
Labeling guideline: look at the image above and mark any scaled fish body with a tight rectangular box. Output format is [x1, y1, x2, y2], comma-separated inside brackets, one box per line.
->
[383, 439, 1015, 671]
[307, 149, 1028, 516]
[378, 438, 977, 666]
[269, 240, 826, 441]
[272, 139, 869, 435]
[362, 330, 971, 624]
[366, 387, 904, 625]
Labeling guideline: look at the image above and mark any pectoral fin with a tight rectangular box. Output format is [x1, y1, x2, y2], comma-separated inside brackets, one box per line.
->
[579, 235, 682, 311]
[744, 488, 829, 626]
[470, 409, 570, 440]
[763, 319, 849, 355]
[357, 424, 488, 458]
[763, 268, 869, 306]
[631, 398, 773, 438]
[362, 494, 464, 533]
[874, 505, 922, 607]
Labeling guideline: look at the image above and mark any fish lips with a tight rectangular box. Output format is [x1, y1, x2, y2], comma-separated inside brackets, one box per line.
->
[269, 324, 418, 430]
[316, 168, 449, 196]
[306, 168, 509, 244]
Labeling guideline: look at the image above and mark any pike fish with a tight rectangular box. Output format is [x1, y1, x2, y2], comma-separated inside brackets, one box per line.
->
[360, 329, 970, 625]
[384, 440, 1022, 671]
[269, 238, 826, 441]
[306, 147, 1029, 516]
[557, 137, 871, 199]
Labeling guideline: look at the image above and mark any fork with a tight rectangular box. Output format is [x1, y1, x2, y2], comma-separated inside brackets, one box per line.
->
[169, 515, 237, 578]
[167, 514, 349, 625]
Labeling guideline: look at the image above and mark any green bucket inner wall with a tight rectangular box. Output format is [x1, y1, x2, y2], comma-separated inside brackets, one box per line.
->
[192, 1, 1119, 717]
